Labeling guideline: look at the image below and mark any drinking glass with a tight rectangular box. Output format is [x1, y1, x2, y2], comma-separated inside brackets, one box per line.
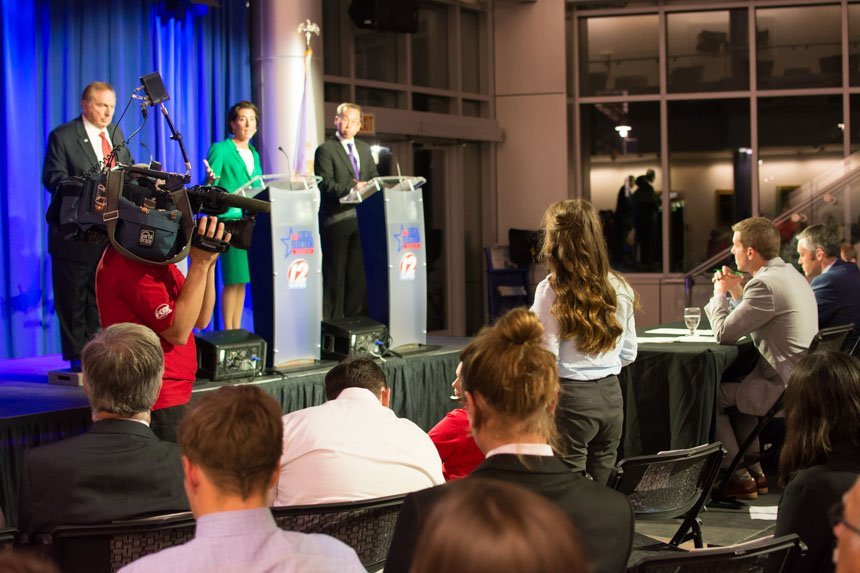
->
[684, 307, 701, 336]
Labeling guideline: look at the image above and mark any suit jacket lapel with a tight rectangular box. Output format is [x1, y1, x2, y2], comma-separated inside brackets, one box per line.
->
[333, 138, 360, 179]
[229, 140, 253, 184]
[75, 117, 100, 168]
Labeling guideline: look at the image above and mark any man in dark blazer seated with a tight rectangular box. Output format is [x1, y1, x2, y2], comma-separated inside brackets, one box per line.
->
[797, 224, 860, 350]
[17, 323, 188, 537]
[42, 81, 133, 370]
[314, 102, 379, 319]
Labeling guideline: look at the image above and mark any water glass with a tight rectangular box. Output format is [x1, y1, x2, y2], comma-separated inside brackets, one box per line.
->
[683, 307, 701, 336]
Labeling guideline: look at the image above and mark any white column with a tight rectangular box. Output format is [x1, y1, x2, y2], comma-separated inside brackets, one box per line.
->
[251, 0, 325, 175]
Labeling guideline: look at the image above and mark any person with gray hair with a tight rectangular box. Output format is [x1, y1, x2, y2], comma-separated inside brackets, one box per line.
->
[797, 224, 860, 350]
[17, 323, 188, 536]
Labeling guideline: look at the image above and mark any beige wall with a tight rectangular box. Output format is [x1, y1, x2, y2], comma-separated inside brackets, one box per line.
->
[494, 0, 568, 243]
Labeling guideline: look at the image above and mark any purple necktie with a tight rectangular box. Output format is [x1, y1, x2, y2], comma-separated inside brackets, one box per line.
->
[347, 142, 360, 180]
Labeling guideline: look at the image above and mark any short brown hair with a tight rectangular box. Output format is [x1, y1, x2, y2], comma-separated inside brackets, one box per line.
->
[460, 308, 558, 444]
[410, 479, 587, 573]
[732, 216, 780, 260]
[81, 81, 114, 103]
[82, 323, 163, 416]
[178, 386, 283, 499]
[227, 100, 259, 136]
[336, 102, 362, 117]
[324, 356, 387, 400]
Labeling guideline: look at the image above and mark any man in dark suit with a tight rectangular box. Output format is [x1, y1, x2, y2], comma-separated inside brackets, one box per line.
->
[314, 102, 379, 319]
[385, 454, 633, 573]
[798, 224, 860, 349]
[17, 323, 188, 537]
[42, 81, 134, 370]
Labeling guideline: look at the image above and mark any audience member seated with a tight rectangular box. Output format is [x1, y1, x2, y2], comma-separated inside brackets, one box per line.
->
[834, 476, 860, 573]
[18, 323, 188, 537]
[775, 351, 860, 573]
[275, 357, 444, 506]
[409, 478, 588, 573]
[840, 242, 857, 265]
[119, 386, 363, 573]
[428, 362, 484, 480]
[797, 225, 860, 349]
[706, 217, 817, 499]
[385, 308, 633, 573]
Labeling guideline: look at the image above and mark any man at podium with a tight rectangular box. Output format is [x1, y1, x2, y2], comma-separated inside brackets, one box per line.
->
[314, 102, 379, 319]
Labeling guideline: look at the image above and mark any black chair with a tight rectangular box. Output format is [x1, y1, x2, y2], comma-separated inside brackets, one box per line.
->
[0, 527, 18, 550]
[272, 494, 405, 572]
[46, 512, 196, 573]
[628, 534, 804, 573]
[608, 442, 725, 548]
[711, 323, 855, 508]
[484, 247, 530, 323]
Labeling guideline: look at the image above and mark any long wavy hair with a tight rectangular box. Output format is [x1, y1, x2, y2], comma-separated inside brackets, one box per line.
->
[778, 351, 860, 486]
[539, 199, 623, 354]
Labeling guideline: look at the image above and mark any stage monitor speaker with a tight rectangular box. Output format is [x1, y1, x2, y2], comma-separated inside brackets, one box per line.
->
[195, 329, 267, 381]
[321, 317, 389, 360]
[348, 0, 418, 34]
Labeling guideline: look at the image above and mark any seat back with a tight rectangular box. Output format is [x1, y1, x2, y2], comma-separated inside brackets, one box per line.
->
[271, 494, 405, 572]
[808, 323, 854, 353]
[609, 442, 724, 523]
[629, 534, 803, 573]
[0, 527, 17, 550]
[48, 512, 196, 573]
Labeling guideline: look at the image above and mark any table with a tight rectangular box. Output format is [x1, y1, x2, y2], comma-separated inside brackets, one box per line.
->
[618, 323, 757, 459]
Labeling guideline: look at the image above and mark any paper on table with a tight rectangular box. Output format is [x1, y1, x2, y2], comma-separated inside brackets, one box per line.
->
[636, 337, 681, 344]
[646, 328, 714, 335]
[676, 335, 718, 343]
[749, 506, 778, 521]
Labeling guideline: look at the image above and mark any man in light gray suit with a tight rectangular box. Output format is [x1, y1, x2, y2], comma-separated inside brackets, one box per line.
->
[705, 217, 817, 500]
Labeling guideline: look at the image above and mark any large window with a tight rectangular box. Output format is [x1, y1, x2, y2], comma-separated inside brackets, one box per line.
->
[578, 14, 659, 97]
[667, 10, 748, 93]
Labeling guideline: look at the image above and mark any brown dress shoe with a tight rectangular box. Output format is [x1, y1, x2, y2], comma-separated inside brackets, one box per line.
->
[751, 471, 769, 495]
[724, 476, 758, 500]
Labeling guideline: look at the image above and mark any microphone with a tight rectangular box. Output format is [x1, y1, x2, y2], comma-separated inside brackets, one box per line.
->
[278, 146, 295, 178]
[140, 141, 154, 164]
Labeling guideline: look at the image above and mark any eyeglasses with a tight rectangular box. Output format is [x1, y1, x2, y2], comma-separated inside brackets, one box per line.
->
[828, 501, 860, 536]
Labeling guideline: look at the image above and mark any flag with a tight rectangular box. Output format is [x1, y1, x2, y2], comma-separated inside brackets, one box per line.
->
[293, 46, 318, 177]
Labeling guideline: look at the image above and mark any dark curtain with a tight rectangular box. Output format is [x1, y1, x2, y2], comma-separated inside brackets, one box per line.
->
[0, 0, 252, 358]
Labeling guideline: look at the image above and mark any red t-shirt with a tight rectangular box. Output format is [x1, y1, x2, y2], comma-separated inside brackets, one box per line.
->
[96, 246, 197, 410]
[428, 407, 485, 481]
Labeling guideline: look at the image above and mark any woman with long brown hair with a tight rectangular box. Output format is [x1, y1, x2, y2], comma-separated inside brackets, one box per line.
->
[775, 351, 860, 573]
[531, 199, 637, 485]
[386, 308, 633, 573]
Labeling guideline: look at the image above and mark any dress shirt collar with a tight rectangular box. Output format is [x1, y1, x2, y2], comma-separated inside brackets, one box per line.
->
[336, 133, 355, 147]
[822, 259, 836, 274]
[331, 387, 382, 405]
[195, 507, 275, 538]
[485, 443, 554, 458]
[82, 115, 108, 140]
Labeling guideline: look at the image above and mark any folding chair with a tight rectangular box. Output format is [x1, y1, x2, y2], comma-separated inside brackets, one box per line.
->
[712, 323, 855, 508]
[46, 512, 196, 573]
[272, 493, 406, 572]
[608, 442, 725, 548]
[0, 527, 18, 551]
[628, 534, 804, 573]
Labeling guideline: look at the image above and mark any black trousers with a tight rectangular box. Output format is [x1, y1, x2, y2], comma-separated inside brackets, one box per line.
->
[52, 255, 101, 361]
[321, 216, 367, 319]
[150, 404, 188, 444]
[555, 375, 624, 486]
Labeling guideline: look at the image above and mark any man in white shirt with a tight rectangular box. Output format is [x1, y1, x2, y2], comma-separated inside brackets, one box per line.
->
[275, 357, 444, 506]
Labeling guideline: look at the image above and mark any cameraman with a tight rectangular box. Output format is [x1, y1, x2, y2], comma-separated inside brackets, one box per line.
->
[96, 216, 230, 443]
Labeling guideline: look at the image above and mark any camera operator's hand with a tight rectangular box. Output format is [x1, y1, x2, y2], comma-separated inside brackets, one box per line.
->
[190, 216, 232, 267]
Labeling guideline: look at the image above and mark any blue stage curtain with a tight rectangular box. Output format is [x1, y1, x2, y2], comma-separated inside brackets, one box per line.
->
[0, 0, 252, 359]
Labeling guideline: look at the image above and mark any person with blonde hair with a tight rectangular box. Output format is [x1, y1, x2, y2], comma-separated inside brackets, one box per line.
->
[409, 478, 588, 573]
[386, 307, 633, 573]
[531, 198, 637, 485]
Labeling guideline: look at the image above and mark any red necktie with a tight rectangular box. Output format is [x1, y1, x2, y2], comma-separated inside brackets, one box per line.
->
[100, 132, 114, 168]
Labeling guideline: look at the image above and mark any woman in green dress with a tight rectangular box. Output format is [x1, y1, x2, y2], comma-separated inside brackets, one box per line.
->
[204, 101, 263, 329]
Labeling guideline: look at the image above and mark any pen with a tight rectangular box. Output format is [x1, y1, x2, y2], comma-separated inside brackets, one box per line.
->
[712, 268, 744, 277]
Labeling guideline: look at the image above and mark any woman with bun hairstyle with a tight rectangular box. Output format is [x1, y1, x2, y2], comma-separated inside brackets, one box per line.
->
[531, 199, 637, 485]
[386, 307, 633, 573]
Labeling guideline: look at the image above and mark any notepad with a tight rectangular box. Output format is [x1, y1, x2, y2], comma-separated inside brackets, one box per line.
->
[645, 328, 714, 336]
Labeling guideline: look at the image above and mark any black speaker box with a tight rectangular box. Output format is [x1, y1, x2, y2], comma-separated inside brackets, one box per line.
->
[321, 317, 388, 360]
[348, 0, 418, 34]
[195, 329, 267, 381]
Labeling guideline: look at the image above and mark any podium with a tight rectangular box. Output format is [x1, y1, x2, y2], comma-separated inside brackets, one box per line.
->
[344, 176, 427, 349]
[245, 174, 323, 366]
